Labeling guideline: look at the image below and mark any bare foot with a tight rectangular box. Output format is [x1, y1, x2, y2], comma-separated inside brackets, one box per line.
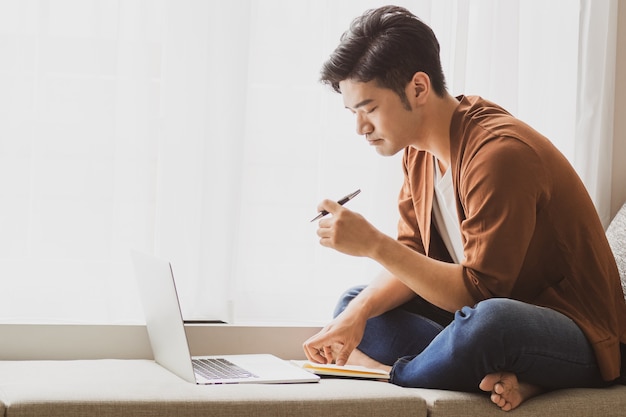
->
[479, 372, 544, 411]
[346, 349, 392, 374]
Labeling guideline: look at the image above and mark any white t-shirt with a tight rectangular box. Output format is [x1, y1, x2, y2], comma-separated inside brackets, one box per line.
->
[432, 158, 464, 263]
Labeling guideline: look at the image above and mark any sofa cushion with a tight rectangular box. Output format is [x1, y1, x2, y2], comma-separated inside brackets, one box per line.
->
[2, 359, 626, 416]
[0, 359, 427, 417]
[415, 385, 626, 417]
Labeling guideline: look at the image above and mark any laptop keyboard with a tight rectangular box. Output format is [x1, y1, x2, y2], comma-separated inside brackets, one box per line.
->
[192, 358, 258, 380]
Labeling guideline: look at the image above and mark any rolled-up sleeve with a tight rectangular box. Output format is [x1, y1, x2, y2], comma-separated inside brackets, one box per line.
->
[458, 137, 548, 301]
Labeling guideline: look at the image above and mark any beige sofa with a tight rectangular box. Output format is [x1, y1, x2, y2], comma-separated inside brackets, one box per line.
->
[0, 203, 624, 416]
[0, 359, 625, 417]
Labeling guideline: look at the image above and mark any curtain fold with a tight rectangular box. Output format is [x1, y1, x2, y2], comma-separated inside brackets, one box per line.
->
[574, 0, 618, 227]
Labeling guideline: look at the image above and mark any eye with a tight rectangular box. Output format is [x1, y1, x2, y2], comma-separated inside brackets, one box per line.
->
[366, 106, 378, 114]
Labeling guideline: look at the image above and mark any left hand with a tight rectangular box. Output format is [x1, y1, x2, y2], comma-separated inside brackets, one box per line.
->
[315, 199, 381, 257]
[303, 304, 367, 365]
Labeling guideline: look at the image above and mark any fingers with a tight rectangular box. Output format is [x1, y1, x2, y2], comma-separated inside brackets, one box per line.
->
[315, 206, 374, 257]
[334, 345, 352, 366]
[315, 202, 340, 248]
[303, 336, 330, 364]
[303, 334, 351, 365]
[303, 336, 356, 367]
[303, 321, 331, 364]
[316, 221, 334, 248]
[317, 199, 343, 215]
[315, 200, 354, 245]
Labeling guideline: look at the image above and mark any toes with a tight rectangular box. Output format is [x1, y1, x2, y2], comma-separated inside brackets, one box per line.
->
[491, 393, 504, 408]
[494, 382, 505, 395]
[479, 373, 501, 392]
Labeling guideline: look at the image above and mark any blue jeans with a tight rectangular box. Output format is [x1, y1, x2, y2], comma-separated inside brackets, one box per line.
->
[336, 285, 609, 391]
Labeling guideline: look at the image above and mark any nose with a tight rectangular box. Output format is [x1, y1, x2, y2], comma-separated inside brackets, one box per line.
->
[356, 113, 373, 136]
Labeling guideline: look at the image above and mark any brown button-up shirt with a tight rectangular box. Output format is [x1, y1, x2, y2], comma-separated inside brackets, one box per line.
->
[397, 95, 626, 381]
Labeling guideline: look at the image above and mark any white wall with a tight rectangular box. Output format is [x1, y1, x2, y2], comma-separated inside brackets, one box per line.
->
[0, 324, 320, 360]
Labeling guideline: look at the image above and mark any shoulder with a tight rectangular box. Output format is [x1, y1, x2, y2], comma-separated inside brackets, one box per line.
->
[451, 96, 556, 192]
[462, 136, 545, 186]
[452, 95, 534, 143]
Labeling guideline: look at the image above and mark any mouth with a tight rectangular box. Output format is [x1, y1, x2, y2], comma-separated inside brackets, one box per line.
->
[367, 138, 383, 146]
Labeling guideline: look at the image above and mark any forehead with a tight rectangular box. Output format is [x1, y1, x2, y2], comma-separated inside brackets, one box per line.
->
[339, 79, 388, 109]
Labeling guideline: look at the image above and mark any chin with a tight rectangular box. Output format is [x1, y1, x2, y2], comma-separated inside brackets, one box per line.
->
[375, 146, 401, 157]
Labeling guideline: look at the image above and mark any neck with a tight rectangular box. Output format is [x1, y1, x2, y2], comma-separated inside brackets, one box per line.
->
[421, 93, 459, 173]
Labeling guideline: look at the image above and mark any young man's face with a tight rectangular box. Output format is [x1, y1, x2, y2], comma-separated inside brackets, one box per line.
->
[339, 78, 420, 156]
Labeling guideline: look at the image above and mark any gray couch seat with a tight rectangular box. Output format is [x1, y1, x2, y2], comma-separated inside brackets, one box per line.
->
[0, 359, 625, 416]
[0, 359, 427, 417]
[414, 385, 626, 417]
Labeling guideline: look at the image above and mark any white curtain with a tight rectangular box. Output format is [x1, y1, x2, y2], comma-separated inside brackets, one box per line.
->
[574, 0, 618, 226]
[0, 0, 617, 324]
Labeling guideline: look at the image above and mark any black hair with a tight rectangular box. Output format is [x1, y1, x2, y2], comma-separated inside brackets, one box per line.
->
[320, 6, 447, 106]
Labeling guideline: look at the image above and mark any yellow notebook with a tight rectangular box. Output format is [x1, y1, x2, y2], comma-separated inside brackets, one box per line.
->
[291, 360, 390, 380]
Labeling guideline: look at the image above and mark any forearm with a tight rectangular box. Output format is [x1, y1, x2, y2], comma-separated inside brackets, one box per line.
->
[343, 269, 417, 320]
[315, 203, 475, 312]
[369, 234, 476, 312]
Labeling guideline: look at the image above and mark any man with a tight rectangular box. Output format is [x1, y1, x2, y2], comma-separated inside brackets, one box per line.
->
[303, 5, 626, 411]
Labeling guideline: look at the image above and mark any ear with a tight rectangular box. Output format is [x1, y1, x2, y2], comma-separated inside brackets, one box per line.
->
[407, 72, 430, 104]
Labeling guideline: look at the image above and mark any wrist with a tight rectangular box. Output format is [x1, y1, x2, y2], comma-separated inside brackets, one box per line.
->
[368, 232, 397, 262]
[342, 287, 377, 321]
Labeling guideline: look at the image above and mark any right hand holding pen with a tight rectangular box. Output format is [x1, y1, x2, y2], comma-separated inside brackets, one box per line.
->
[315, 200, 382, 258]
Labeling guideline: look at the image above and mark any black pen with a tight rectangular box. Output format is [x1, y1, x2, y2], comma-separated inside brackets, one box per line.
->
[310, 189, 361, 222]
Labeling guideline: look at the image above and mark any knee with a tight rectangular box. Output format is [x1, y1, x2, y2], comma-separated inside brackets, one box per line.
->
[333, 285, 366, 318]
[471, 298, 531, 323]
[467, 298, 522, 321]
[452, 298, 523, 344]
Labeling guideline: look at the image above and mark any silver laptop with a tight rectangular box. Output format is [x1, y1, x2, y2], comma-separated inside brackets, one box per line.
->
[131, 250, 320, 385]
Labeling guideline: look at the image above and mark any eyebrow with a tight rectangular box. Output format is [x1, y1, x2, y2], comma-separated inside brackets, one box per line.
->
[346, 98, 375, 110]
